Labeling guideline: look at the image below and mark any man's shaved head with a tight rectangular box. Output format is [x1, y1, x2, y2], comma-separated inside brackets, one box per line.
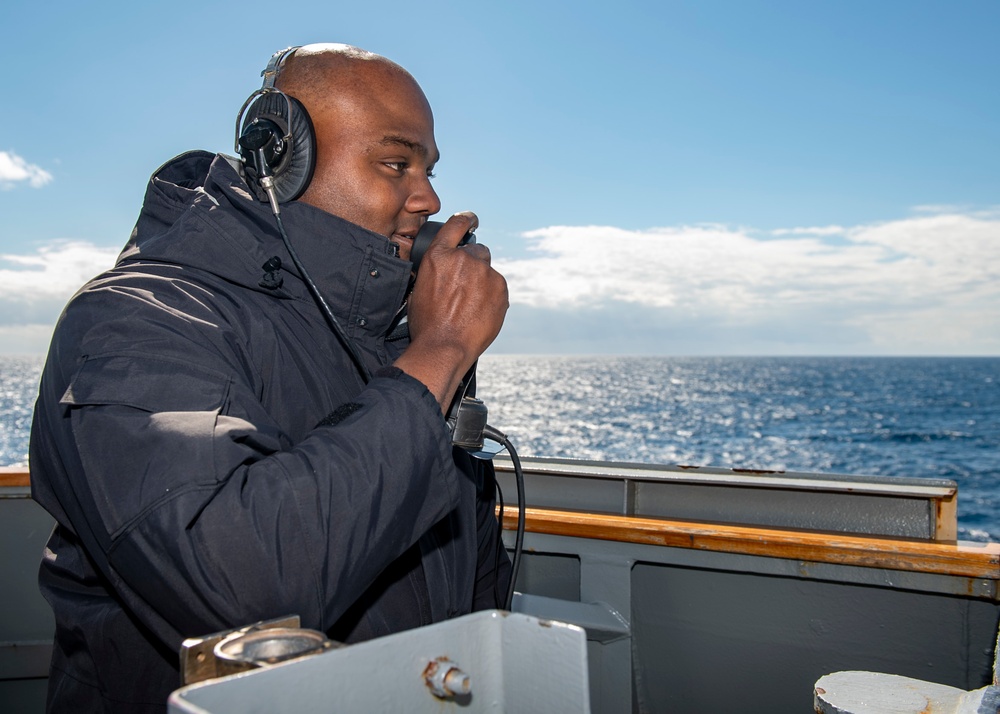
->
[276, 44, 412, 107]
[270, 44, 441, 254]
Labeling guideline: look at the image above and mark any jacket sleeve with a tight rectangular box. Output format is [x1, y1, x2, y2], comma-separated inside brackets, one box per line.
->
[48, 347, 463, 651]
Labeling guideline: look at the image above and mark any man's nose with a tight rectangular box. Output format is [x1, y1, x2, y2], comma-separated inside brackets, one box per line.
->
[406, 176, 441, 216]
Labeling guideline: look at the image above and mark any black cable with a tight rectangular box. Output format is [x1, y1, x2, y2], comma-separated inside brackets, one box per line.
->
[273, 212, 372, 384]
[503, 436, 526, 611]
[484, 426, 525, 611]
[493, 478, 506, 609]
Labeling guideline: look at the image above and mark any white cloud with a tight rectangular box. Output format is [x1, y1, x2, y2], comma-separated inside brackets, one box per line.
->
[3, 216, 998, 356]
[0, 242, 119, 352]
[0, 150, 53, 189]
[493, 211, 1000, 355]
[771, 225, 846, 236]
[0, 241, 119, 301]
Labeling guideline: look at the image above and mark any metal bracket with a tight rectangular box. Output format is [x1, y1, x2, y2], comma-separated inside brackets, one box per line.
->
[180, 615, 324, 686]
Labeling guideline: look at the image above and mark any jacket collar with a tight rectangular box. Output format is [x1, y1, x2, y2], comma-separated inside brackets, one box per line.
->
[125, 151, 414, 342]
[270, 196, 413, 342]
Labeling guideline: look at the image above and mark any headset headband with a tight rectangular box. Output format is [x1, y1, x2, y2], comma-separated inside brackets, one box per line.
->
[261, 46, 301, 90]
[234, 46, 302, 155]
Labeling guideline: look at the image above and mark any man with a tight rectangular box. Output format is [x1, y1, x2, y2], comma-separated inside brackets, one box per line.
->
[29, 44, 511, 712]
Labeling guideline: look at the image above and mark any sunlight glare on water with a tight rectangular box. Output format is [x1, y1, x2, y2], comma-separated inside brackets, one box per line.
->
[478, 355, 1000, 541]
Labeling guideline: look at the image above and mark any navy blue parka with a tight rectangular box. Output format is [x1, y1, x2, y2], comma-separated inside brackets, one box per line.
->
[29, 151, 510, 712]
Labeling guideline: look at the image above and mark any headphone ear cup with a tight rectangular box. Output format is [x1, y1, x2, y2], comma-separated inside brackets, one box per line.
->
[239, 93, 316, 203]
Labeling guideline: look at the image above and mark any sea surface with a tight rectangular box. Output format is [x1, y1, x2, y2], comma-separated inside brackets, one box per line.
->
[4, 355, 998, 541]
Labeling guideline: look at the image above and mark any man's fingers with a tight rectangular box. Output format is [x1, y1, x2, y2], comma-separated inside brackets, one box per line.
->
[430, 211, 479, 249]
[461, 243, 491, 264]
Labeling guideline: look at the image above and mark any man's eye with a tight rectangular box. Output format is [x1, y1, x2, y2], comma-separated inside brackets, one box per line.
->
[426, 168, 437, 179]
[385, 161, 407, 172]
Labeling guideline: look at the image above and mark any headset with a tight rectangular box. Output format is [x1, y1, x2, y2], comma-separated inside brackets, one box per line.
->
[234, 47, 525, 608]
[234, 46, 315, 211]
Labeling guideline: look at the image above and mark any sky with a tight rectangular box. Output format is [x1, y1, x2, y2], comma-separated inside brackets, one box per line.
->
[1, 0, 998, 356]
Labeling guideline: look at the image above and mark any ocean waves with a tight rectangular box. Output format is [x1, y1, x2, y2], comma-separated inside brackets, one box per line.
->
[478, 355, 1000, 541]
[3, 354, 998, 541]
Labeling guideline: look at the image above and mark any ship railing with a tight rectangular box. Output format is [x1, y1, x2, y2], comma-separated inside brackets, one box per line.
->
[4, 461, 1000, 713]
[491, 456, 1000, 713]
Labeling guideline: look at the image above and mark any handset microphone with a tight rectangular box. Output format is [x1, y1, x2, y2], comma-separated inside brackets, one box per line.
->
[409, 220, 476, 272]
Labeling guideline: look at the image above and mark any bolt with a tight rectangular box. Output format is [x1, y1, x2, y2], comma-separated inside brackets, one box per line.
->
[424, 658, 471, 698]
[444, 667, 471, 695]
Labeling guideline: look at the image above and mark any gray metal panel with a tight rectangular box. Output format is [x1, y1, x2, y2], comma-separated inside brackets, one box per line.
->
[0, 679, 49, 714]
[630, 562, 998, 714]
[495, 455, 953, 538]
[0, 642, 52, 681]
[500, 471, 628, 514]
[513, 594, 629, 644]
[0, 490, 55, 714]
[634, 481, 935, 538]
[511, 552, 581, 602]
[168, 611, 591, 714]
[510, 529, 1000, 609]
[507, 529, 1000, 714]
[495, 456, 959, 496]
[0, 493, 55, 655]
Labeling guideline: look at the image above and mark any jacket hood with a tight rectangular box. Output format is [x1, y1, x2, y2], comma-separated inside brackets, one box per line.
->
[118, 150, 413, 337]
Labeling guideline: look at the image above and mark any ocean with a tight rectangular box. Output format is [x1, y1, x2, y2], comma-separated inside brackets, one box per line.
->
[4, 355, 998, 541]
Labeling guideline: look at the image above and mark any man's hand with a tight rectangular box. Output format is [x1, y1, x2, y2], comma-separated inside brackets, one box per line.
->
[394, 212, 509, 413]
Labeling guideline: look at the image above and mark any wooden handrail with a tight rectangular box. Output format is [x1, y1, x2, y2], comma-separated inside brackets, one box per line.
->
[7, 466, 997, 580]
[0, 466, 29, 488]
[500, 506, 1000, 581]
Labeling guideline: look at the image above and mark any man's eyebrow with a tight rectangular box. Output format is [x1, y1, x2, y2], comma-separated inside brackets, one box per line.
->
[379, 135, 440, 164]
